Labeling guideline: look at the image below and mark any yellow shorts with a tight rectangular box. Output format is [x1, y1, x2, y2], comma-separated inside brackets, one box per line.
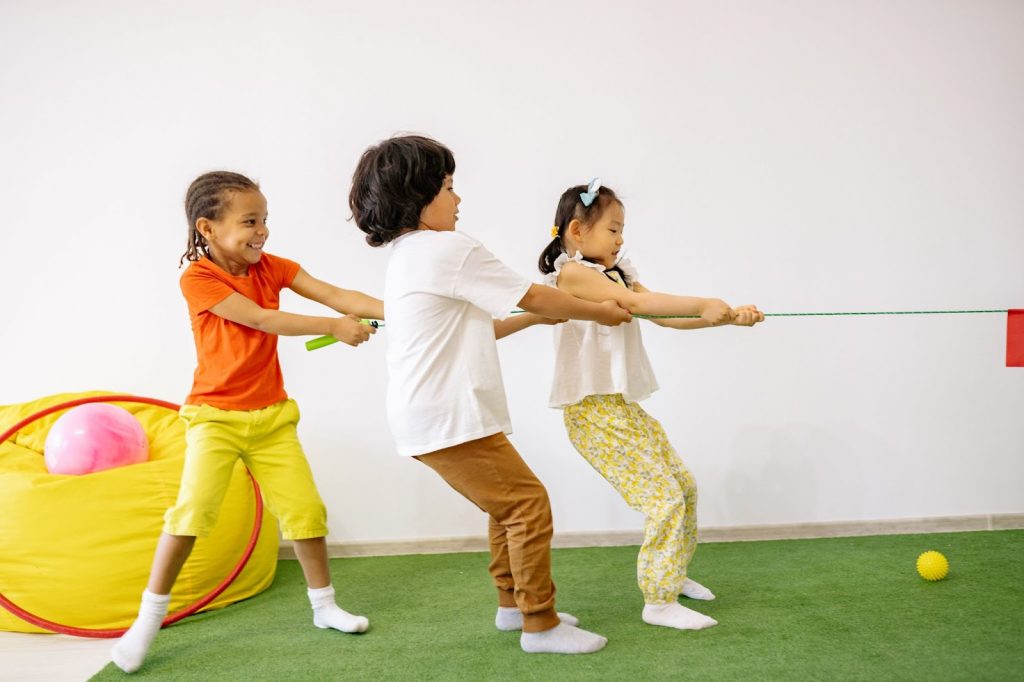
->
[163, 399, 328, 540]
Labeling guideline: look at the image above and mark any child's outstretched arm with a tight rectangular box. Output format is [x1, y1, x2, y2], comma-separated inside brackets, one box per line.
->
[493, 313, 565, 340]
[632, 283, 764, 329]
[557, 262, 736, 327]
[208, 292, 376, 346]
[289, 269, 385, 321]
[518, 283, 631, 326]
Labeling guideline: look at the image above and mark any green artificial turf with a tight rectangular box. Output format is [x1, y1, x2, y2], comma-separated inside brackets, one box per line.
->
[90, 530, 1024, 681]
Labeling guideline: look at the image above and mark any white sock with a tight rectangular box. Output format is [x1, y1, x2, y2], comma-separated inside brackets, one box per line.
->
[681, 578, 716, 601]
[642, 602, 718, 631]
[110, 589, 171, 673]
[520, 622, 607, 654]
[495, 606, 579, 631]
[308, 585, 368, 633]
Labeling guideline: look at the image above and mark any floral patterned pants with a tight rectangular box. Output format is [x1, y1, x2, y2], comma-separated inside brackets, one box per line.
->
[564, 394, 698, 604]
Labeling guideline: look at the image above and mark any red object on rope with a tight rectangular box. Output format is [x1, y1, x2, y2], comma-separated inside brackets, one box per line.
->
[1008, 310, 1024, 367]
[0, 394, 265, 638]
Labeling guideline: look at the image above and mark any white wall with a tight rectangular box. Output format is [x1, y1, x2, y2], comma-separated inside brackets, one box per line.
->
[2, 0, 1022, 545]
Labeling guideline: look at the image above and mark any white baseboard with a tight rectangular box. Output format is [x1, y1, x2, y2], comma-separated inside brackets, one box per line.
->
[278, 512, 1024, 560]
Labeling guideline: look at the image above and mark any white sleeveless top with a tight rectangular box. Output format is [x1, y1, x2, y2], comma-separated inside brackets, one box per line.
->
[545, 252, 659, 408]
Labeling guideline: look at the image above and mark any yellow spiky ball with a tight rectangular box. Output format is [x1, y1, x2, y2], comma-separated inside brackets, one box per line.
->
[916, 550, 949, 581]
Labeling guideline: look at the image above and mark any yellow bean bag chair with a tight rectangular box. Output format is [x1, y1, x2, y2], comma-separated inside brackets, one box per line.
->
[0, 391, 279, 634]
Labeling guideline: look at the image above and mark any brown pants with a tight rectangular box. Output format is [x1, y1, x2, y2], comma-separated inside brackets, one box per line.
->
[416, 432, 560, 632]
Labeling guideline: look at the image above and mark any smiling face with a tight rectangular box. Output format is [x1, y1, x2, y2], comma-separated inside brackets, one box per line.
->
[197, 189, 269, 276]
[418, 175, 461, 232]
[568, 200, 625, 268]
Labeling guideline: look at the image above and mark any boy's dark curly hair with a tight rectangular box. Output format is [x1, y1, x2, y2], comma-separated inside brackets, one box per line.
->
[349, 135, 456, 247]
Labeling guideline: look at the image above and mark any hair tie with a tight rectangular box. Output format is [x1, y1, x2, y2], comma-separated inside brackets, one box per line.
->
[579, 177, 602, 207]
[550, 225, 559, 238]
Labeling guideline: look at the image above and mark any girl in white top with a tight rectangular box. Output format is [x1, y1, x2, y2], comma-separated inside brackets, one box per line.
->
[538, 179, 764, 631]
[349, 136, 631, 654]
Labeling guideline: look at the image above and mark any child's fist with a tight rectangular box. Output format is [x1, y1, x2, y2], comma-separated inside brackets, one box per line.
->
[597, 300, 632, 326]
[330, 314, 377, 346]
[732, 305, 764, 327]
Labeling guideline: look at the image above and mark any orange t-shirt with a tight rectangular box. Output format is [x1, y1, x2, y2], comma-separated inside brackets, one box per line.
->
[180, 252, 301, 410]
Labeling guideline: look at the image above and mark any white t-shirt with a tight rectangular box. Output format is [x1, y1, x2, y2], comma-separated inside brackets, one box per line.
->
[545, 252, 659, 408]
[384, 230, 532, 456]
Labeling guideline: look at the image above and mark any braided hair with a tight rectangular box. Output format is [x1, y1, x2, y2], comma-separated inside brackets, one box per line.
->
[180, 171, 260, 266]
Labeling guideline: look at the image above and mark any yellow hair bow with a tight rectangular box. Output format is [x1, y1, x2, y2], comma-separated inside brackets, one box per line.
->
[550, 225, 559, 238]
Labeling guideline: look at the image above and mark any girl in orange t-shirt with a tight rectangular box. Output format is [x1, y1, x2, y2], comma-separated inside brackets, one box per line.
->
[112, 171, 384, 673]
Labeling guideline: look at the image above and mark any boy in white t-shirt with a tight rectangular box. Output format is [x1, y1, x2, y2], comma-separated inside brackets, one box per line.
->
[349, 135, 630, 654]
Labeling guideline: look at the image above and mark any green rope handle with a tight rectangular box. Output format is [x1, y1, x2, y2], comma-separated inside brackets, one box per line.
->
[304, 309, 1008, 351]
[305, 319, 382, 351]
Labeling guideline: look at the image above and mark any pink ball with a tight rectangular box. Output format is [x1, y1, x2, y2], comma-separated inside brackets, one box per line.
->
[44, 403, 150, 475]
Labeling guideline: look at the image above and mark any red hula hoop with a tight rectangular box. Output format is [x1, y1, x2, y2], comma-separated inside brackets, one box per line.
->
[0, 394, 265, 638]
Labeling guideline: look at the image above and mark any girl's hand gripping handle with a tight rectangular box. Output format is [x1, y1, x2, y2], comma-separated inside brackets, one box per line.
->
[305, 318, 381, 351]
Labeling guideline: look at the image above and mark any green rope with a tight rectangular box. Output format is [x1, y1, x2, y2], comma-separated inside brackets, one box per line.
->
[516, 308, 1009, 319]
[305, 309, 1009, 350]
[633, 309, 1009, 319]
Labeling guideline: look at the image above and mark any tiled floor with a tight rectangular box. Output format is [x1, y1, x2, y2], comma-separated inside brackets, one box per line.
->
[0, 632, 111, 681]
